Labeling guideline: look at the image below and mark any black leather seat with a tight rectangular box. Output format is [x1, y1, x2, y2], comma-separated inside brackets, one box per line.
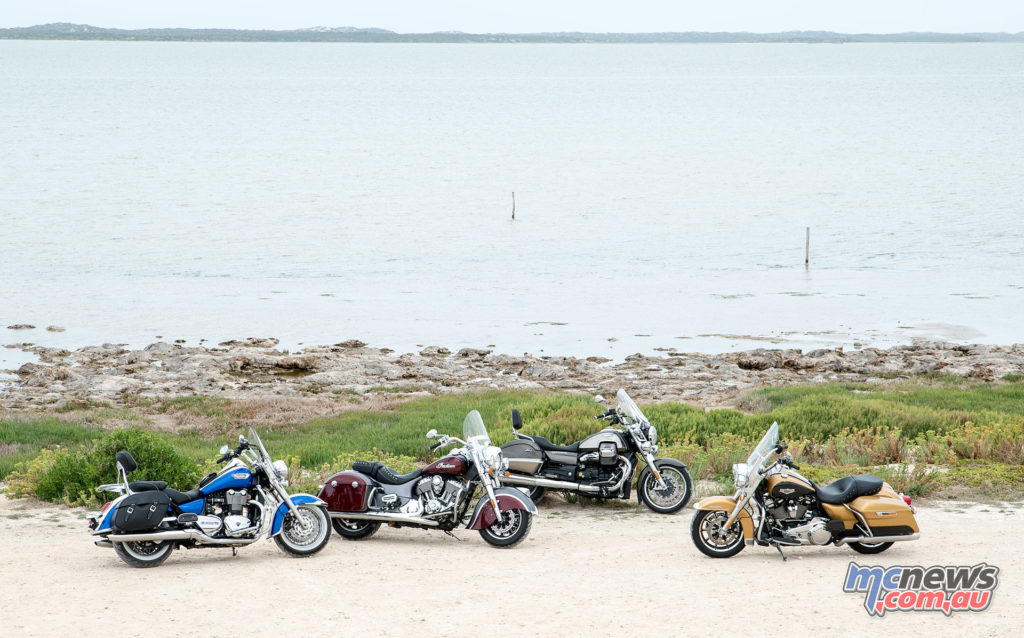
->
[164, 487, 203, 505]
[352, 461, 423, 485]
[528, 435, 580, 454]
[129, 480, 167, 492]
[815, 475, 884, 505]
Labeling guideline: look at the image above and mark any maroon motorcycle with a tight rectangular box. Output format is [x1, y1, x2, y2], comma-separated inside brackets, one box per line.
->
[317, 410, 538, 548]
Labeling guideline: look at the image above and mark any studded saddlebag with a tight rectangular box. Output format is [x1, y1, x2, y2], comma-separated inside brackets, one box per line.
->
[112, 491, 171, 532]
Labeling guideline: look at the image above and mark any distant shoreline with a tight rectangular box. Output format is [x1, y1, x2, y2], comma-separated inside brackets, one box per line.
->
[2, 23, 1023, 44]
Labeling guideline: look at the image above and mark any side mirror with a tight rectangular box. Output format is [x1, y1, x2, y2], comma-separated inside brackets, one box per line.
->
[511, 409, 523, 431]
[220, 445, 230, 455]
[594, 395, 605, 404]
[426, 429, 438, 439]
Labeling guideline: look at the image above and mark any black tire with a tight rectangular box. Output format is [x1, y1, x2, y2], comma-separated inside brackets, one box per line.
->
[690, 509, 745, 558]
[112, 540, 174, 568]
[274, 504, 331, 557]
[516, 485, 547, 504]
[479, 509, 533, 548]
[848, 540, 894, 554]
[638, 462, 693, 514]
[332, 517, 381, 540]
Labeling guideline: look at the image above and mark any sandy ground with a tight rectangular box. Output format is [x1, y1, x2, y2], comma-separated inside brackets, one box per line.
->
[0, 494, 1020, 637]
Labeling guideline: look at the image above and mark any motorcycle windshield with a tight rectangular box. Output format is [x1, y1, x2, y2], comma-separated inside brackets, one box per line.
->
[463, 410, 491, 447]
[746, 422, 779, 470]
[248, 427, 272, 463]
[616, 389, 649, 425]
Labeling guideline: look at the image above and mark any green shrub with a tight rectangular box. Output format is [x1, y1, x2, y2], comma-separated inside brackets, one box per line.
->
[5, 428, 202, 507]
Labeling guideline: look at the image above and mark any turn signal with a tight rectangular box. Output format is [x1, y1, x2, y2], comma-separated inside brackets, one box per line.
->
[488, 468, 494, 475]
[902, 494, 912, 506]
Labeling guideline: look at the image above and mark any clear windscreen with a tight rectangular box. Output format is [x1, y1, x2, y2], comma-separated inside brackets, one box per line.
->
[616, 389, 648, 425]
[463, 410, 491, 446]
[248, 427, 272, 462]
[746, 422, 779, 469]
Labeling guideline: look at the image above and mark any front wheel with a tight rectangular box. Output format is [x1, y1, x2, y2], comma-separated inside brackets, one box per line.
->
[479, 509, 533, 548]
[332, 517, 381, 540]
[112, 540, 174, 568]
[638, 463, 693, 514]
[274, 504, 331, 557]
[690, 510, 745, 558]
[848, 540, 894, 555]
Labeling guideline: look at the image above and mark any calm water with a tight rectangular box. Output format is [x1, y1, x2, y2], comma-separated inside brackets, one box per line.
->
[1, 41, 1022, 367]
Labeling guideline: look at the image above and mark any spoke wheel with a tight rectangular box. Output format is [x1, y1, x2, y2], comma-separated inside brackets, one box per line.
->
[274, 505, 331, 557]
[112, 540, 174, 568]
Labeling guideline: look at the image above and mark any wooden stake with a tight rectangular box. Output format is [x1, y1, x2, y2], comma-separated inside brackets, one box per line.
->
[805, 227, 810, 266]
[512, 192, 516, 220]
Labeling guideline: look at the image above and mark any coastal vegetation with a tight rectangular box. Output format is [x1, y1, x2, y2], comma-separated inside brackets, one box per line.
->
[2, 379, 1022, 506]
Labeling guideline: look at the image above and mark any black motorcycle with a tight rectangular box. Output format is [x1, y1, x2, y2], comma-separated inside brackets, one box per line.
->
[499, 389, 693, 513]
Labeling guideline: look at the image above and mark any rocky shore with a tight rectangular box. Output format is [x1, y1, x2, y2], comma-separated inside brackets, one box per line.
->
[3, 338, 1023, 410]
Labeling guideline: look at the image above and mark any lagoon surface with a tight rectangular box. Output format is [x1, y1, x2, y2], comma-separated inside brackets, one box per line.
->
[1, 41, 1022, 366]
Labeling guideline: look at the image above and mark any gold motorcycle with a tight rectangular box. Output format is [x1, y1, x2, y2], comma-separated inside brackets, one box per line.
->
[690, 423, 920, 559]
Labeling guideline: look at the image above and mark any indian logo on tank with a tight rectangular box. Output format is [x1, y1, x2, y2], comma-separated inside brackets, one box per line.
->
[231, 472, 250, 479]
[437, 462, 456, 469]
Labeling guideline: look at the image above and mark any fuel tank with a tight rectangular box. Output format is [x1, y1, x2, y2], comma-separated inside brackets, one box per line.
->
[579, 429, 629, 453]
[501, 440, 544, 473]
[318, 470, 374, 513]
[423, 455, 467, 475]
[765, 473, 815, 499]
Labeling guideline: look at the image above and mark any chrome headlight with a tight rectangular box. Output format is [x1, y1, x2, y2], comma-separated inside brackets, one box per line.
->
[732, 462, 749, 489]
[484, 446, 503, 471]
[272, 459, 288, 479]
[647, 425, 657, 446]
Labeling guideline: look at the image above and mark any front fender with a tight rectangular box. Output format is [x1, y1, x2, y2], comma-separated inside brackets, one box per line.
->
[270, 494, 326, 536]
[467, 487, 537, 530]
[693, 495, 754, 539]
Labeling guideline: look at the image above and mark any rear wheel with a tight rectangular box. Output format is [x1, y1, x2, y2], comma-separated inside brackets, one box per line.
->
[848, 540, 894, 554]
[112, 540, 174, 568]
[690, 510, 745, 558]
[516, 485, 547, 504]
[274, 504, 331, 557]
[479, 509, 532, 548]
[332, 518, 381, 540]
[639, 463, 693, 514]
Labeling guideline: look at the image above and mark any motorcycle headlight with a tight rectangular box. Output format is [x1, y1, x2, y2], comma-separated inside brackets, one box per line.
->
[484, 446, 503, 471]
[647, 425, 657, 446]
[272, 459, 288, 480]
[733, 462, 749, 489]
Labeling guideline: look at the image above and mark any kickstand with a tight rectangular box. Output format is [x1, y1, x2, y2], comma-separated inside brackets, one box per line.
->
[773, 544, 787, 562]
[232, 548, 238, 557]
[443, 530, 463, 542]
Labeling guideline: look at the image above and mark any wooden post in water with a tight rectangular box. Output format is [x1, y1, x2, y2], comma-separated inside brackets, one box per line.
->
[805, 227, 810, 267]
[512, 192, 516, 220]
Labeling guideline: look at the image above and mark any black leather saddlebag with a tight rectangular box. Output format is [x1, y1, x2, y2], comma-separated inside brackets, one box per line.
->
[112, 491, 171, 532]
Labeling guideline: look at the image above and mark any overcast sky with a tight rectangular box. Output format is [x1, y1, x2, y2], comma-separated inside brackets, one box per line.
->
[3, 0, 1023, 33]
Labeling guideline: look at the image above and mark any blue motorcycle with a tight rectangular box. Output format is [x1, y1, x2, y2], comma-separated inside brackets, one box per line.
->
[88, 427, 330, 567]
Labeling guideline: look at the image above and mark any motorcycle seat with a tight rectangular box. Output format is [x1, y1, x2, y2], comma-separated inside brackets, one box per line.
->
[164, 487, 204, 505]
[527, 435, 580, 454]
[815, 475, 884, 505]
[129, 481, 167, 492]
[352, 461, 424, 485]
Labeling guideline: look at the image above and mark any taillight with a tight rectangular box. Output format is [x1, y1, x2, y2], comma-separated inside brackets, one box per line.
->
[901, 494, 912, 506]
[100, 501, 112, 514]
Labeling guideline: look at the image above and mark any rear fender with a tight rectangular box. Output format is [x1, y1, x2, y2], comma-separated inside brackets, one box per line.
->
[467, 488, 537, 530]
[270, 494, 326, 536]
[693, 495, 754, 539]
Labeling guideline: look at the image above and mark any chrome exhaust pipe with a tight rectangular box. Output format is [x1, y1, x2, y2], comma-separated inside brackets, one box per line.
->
[106, 529, 260, 545]
[835, 533, 921, 545]
[499, 473, 597, 493]
[329, 511, 440, 527]
[94, 539, 113, 548]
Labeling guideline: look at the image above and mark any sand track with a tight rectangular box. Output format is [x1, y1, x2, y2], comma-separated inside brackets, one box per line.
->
[0, 495, 1020, 636]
